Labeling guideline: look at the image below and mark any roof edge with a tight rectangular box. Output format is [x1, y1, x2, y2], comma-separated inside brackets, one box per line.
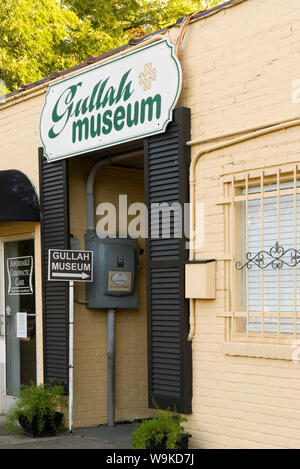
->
[0, 0, 243, 104]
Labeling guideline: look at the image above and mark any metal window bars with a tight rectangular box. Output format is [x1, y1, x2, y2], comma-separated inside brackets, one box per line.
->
[222, 165, 300, 343]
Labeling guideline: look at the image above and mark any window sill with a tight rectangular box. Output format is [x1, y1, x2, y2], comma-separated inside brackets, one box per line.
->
[222, 342, 297, 361]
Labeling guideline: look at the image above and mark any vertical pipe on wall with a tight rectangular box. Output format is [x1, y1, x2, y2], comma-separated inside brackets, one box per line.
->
[86, 158, 110, 232]
[107, 309, 115, 427]
[86, 152, 142, 232]
[85, 152, 142, 426]
[294, 167, 297, 338]
[68, 280, 74, 434]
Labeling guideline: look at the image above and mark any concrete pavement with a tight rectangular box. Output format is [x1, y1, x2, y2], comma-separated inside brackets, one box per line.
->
[0, 414, 139, 449]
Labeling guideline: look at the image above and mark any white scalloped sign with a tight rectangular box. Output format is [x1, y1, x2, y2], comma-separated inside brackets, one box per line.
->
[40, 39, 182, 162]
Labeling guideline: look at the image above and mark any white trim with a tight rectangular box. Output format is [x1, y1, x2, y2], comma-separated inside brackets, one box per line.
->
[0, 234, 37, 413]
[222, 342, 295, 361]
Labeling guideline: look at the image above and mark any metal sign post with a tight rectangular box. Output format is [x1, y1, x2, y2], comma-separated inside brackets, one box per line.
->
[68, 280, 74, 434]
[48, 249, 93, 434]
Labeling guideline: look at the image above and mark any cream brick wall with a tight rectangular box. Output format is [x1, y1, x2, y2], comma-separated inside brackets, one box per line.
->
[0, 81, 151, 427]
[1, 0, 300, 448]
[173, 0, 300, 136]
[0, 94, 44, 195]
[0, 94, 45, 388]
[69, 160, 151, 427]
[168, 0, 300, 449]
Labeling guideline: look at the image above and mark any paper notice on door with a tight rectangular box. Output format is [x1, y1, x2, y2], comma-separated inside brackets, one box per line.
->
[16, 313, 27, 339]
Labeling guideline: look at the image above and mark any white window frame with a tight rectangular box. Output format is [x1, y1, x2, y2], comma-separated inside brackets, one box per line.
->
[0, 232, 37, 413]
[224, 165, 300, 345]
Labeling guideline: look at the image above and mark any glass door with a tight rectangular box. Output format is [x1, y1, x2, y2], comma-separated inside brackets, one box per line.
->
[1, 238, 36, 412]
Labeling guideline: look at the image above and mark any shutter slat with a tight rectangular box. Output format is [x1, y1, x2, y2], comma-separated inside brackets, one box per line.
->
[145, 108, 192, 414]
[39, 149, 69, 392]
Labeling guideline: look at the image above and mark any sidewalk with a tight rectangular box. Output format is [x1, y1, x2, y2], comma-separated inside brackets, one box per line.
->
[0, 414, 139, 449]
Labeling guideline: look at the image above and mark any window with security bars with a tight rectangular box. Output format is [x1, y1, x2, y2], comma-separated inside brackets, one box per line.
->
[226, 167, 300, 343]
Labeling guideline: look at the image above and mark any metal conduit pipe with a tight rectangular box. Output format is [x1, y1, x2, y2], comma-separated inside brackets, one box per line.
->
[188, 116, 300, 341]
[86, 157, 113, 232]
[186, 115, 300, 148]
[86, 151, 141, 231]
[85, 151, 142, 426]
[86, 156, 125, 427]
[107, 309, 115, 427]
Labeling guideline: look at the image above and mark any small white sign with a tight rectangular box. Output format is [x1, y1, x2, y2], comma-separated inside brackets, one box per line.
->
[48, 249, 93, 282]
[40, 39, 182, 162]
[16, 313, 27, 339]
[7, 256, 33, 296]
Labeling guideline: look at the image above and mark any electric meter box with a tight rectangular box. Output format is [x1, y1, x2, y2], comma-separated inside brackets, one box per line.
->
[85, 232, 138, 309]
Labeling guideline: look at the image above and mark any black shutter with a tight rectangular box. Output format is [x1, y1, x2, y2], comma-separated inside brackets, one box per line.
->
[39, 148, 70, 391]
[144, 107, 192, 414]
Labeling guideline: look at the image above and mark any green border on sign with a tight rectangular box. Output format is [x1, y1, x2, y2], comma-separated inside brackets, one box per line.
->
[39, 38, 182, 162]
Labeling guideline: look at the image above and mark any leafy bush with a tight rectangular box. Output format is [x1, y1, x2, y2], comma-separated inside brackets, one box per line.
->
[5, 382, 66, 434]
[132, 408, 187, 449]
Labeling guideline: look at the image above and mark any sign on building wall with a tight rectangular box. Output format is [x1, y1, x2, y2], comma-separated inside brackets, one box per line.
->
[48, 249, 93, 282]
[40, 39, 182, 162]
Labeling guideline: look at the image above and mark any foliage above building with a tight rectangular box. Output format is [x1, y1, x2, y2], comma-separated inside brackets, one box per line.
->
[0, 0, 223, 92]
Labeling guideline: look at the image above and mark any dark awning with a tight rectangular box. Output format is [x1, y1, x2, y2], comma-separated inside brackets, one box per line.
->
[0, 170, 40, 221]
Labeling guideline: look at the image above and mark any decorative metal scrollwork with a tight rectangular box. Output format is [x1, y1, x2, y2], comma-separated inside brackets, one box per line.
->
[236, 242, 300, 270]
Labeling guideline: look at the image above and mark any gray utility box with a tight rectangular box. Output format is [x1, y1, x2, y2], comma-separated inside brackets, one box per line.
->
[85, 232, 138, 309]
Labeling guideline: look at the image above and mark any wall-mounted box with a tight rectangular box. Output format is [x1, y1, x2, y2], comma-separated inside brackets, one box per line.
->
[85, 232, 138, 309]
[185, 260, 216, 300]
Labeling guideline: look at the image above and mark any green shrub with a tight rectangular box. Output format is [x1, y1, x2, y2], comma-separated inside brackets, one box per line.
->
[132, 408, 187, 449]
[5, 382, 66, 434]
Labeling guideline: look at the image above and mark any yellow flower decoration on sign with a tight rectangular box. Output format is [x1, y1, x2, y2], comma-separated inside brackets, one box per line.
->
[139, 63, 157, 91]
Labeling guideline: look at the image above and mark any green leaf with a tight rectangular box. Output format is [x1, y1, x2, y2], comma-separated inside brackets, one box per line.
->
[0, 0, 225, 92]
